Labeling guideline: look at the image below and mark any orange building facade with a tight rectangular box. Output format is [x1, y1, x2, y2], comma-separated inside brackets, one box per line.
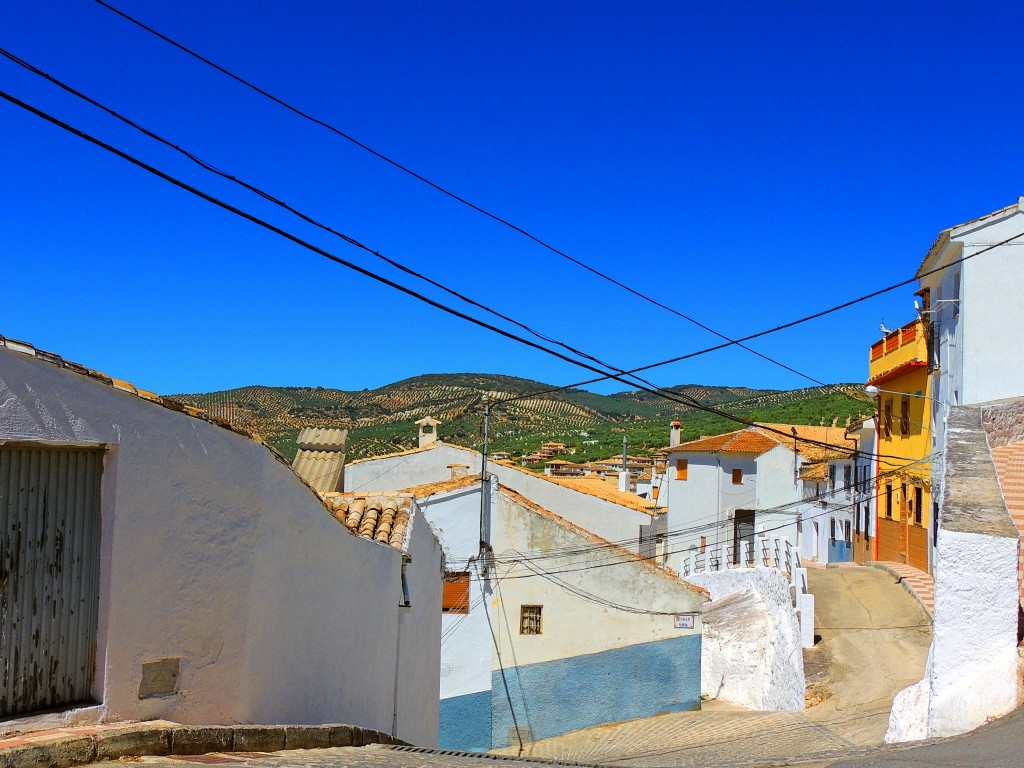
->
[868, 319, 933, 572]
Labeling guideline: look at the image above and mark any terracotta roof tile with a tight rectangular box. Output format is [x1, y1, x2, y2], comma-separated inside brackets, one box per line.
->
[402, 474, 482, 498]
[669, 429, 780, 455]
[322, 493, 413, 549]
[754, 423, 853, 461]
[540, 476, 658, 514]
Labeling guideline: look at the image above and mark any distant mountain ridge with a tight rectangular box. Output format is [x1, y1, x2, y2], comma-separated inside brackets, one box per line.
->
[168, 374, 873, 463]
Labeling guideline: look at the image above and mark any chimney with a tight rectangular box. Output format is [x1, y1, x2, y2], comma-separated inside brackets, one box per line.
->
[670, 421, 682, 447]
[415, 416, 442, 448]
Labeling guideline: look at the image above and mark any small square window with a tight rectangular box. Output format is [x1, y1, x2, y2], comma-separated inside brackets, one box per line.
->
[676, 459, 688, 481]
[520, 605, 542, 635]
[731, 468, 742, 484]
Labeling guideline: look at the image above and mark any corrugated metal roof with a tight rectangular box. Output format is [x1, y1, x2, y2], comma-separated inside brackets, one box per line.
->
[296, 427, 347, 450]
[292, 449, 346, 494]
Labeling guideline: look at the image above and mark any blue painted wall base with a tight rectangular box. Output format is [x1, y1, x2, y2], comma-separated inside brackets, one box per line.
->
[491, 634, 701, 748]
[439, 689, 492, 752]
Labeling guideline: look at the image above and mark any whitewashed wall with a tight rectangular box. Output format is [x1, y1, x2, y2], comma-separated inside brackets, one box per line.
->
[755, 446, 801, 543]
[687, 568, 804, 711]
[887, 407, 1020, 743]
[0, 347, 441, 744]
[345, 443, 481, 492]
[664, 453, 726, 573]
[417, 485, 492, 705]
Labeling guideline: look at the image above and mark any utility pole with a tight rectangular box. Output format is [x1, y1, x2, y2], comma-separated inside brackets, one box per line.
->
[622, 435, 628, 473]
[479, 396, 491, 563]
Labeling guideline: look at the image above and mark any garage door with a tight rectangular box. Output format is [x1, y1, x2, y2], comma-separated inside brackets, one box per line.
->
[0, 446, 103, 717]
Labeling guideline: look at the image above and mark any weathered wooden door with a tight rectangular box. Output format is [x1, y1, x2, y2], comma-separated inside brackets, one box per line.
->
[0, 446, 103, 717]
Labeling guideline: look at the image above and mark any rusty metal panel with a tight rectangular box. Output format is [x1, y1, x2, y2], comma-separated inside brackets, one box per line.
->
[0, 446, 103, 718]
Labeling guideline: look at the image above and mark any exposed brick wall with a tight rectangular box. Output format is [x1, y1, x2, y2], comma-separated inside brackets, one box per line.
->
[877, 516, 903, 563]
[907, 524, 929, 571]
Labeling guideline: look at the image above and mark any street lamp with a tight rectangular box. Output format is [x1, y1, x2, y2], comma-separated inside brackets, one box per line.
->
[864, 385, 944, 406]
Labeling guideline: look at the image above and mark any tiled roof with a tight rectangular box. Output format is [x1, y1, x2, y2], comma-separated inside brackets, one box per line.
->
[322, 493, 413, 549]
[540, 476, 658, 514]
[798, 461, 828, 483]
[669, 429, 780, 455]
[754, 423, 853, 461]
[498, 486, 707, 599]
[403, 474, 482, 498]
[666, 423, 854, 461]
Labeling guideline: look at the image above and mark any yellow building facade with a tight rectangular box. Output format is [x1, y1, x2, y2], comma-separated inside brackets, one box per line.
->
[867, 318, 933, 572]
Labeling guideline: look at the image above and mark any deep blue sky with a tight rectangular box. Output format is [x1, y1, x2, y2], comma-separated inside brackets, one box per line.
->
[3, 1, 1022, 395]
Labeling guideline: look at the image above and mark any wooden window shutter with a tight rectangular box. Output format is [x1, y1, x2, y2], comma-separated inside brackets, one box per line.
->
[676, 459, 688, 480]
[732, 468, 742, 484]
[442, 572, 470, 614]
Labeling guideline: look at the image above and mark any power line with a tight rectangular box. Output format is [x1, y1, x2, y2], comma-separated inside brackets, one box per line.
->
[448, 453, 935, 578]
[1, 46, 883, 462]
[495, 227, 1024, 405]
[0, 46, 644, 389]
[91, 0, 847, 393]
[0, 88, 986, 466]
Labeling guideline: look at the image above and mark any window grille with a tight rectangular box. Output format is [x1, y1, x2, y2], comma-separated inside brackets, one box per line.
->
[520, 605, 543, 635]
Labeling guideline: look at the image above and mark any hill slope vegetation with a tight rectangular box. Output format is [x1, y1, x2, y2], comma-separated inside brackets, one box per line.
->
[169, 374, 875, 464]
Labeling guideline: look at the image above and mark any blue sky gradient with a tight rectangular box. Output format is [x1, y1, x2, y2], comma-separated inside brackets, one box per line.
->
[3, 1, 1023, 395]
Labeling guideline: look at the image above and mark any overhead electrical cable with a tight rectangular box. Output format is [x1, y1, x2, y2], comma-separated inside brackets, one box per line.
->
[450, 453, 935, 573]
[0, 86, 914, 467]
[91, 0, 865, 395]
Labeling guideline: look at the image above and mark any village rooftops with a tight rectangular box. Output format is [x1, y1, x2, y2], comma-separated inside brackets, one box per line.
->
[665, 423, 854, 461]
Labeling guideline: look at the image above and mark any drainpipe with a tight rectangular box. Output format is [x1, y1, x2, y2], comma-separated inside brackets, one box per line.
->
[393, 553, 412, 739]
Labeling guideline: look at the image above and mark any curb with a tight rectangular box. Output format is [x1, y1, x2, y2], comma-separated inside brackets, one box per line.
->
[867, 561, 934, 619]
[0, 722, 406, 768]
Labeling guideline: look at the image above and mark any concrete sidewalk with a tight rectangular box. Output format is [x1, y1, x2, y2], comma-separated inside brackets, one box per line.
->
[0, 720, 401, 767]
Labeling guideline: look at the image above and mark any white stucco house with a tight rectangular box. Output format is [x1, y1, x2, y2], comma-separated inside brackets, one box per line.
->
[794, 449, 856, 565]
[0, 335, 443, 745]
[395, 476, 706, 751]
[915, 197, 1024, 517]
[660, 423, 855, 573]
[344, 426, 661, 553]
[848, 416, 878, 563]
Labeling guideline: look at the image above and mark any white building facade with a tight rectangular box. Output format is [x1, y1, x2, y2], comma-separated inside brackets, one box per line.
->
[413, 479, 706, 751]
[0, 338, 443, 744]
[916, 198, 1024, 509]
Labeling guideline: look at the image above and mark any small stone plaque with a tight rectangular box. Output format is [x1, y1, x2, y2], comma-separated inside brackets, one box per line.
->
[139, 657, 180, 698]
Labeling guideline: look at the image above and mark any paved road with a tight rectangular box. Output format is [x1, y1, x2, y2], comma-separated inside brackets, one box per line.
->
[803, 565, 933, 745]
[96, 706, 1024, 767]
